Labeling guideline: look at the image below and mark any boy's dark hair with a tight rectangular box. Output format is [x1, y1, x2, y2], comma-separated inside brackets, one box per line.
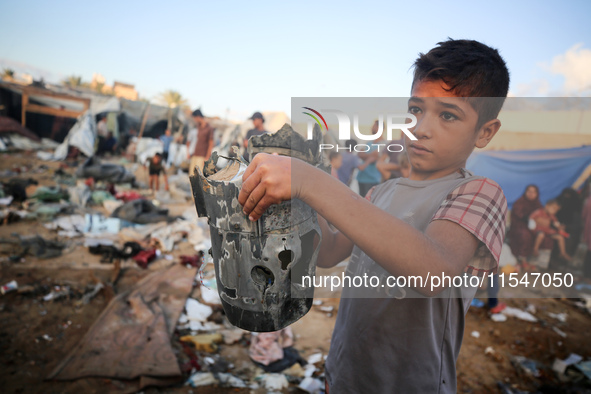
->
[329, 151, 341, 161]
[345, 139, 356, 149]
[546, 199, 561, 207]
[412, 38, 510, 129]
[192, 109, 204, 118]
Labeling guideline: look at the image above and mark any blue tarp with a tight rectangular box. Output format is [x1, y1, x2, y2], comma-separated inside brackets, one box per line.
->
[466, 146, 591, 209]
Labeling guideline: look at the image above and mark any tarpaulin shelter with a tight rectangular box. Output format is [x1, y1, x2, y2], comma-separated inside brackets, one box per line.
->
[466, 146, 591, 208]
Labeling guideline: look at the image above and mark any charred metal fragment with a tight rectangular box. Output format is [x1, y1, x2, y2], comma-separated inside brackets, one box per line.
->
[189, 123, 325, 332]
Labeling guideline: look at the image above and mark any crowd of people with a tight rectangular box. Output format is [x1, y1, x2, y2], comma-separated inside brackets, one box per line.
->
[327, 119, 411, 195]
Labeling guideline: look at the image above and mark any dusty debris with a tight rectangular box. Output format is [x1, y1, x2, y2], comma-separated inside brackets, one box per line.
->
[299, 376, 324, 393]
[1, 280, 17, 294]
[47, 264, 197, 381]
[552, 354, 583, 375]
[0, 234, 65, 259]
[76, 156, 135, 184]
[502, 307, 538, 322]
[220, 328, 247, 345]
[258, 373, 289, 391]
[180, 333, 223, 353]
[112, 199, 175, 224]
[185, 372, 217, 387]
[511, 356, 541, 378]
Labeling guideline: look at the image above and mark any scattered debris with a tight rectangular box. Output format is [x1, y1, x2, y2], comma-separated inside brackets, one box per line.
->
[547, 312, 567, 323]
[258, 373, 289, 391]
[491, 313, 507, 322]
[471, 298, 485, 308]
[299, 376, 324, 394]
[552, 353, 583, 375]
[502, 307, 538, 322]
[1, 280, 17, 295]
[186, 372, 217, 387]
[511, 356, 541, 378]
[180, 333, 223, 353]
[552, 326, 567, 338]
[471, 331, 480, 338]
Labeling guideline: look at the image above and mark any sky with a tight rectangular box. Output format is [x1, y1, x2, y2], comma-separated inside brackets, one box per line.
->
[1, 0, 590, 121]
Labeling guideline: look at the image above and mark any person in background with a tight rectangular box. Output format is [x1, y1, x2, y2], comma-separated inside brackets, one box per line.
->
[243, 112, 267, 161]
[188, 109, 214, 176]
[148, 153, 169, 193]
[507, 185, 543, 268]
[186, 125, 198, 168]
[329, 151, 342, 178]
[337, 139, 361, 186]
[102, 131, 117, 155]
[96, 114, 109, 154]
[530, 199, 571, 261]
[355, 120, 383, 197]
[159, 128, 173, 163]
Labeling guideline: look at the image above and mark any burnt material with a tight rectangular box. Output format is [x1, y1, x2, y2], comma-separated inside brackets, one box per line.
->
[190, 124, 324, 332]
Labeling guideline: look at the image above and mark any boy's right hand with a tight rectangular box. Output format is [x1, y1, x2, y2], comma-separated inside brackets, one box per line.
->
[238, 153, 298, 221]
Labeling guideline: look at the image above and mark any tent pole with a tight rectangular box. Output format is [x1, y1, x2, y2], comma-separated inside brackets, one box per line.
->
[138, 102, 150, 138]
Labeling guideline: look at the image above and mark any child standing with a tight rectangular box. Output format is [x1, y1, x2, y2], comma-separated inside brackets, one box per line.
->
[238, 39, 510, 393]
[148, 153, 168, 193]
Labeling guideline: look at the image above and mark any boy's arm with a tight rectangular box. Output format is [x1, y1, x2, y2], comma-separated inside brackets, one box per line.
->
[316, 215, 354, 268]
[163, 173, 169, 190]
[238, 154, 492, 296]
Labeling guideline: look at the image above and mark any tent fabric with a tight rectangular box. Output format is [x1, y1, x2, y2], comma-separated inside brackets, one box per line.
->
[39, 111, 97, 160]
[466, 146, 591, 209]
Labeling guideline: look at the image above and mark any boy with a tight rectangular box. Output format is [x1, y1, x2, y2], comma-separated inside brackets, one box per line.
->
[238, 39, 509, 393]
[530, 199, 571, 261]
[148, 153, 168, 193]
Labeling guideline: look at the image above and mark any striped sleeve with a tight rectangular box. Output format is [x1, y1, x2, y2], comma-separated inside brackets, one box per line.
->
[431, 178, 507, 276]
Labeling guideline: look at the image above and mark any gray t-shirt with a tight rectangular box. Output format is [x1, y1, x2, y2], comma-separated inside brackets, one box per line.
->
[325, 170, 497, 393]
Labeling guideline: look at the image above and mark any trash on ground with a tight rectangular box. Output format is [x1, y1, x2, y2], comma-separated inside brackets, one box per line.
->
[502, 306, 538, 322]
[548, 312, 567, 322]
[471, 298, 485, 308]
[471, 331, 480, 338]
[298, 376, 324, 394]
[47, 264, 197, 381]
[1, 280, 17, 295]
[552, 326, 567, 338]
[185, 372, 217, 387]
[491, 313, 507, 322]
[552, 353, 583, 375]
[180, 333, 223, 352]
[511, 355, 541, 378]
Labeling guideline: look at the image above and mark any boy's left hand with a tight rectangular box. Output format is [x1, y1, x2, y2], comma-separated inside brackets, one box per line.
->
[238, 153, 296, 221]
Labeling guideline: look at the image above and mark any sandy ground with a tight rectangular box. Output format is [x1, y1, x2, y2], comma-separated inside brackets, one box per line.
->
[1, 152, 591, 393]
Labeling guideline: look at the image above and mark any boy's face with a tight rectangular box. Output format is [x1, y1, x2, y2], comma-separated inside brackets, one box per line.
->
[404, 79, 500, 181]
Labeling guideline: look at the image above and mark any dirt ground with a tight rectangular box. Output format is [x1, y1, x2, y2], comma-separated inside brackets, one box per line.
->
[1, 152, 591, 393]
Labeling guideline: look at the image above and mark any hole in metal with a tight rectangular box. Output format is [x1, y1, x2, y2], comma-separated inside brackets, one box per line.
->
[278, 250, 294, 270]
[251, 265, 274, 287]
